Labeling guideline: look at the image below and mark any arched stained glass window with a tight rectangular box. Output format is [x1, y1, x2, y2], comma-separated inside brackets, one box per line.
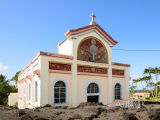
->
[115, 83, 121, 99]
[87, 83, 99, 93]
[54, 81, 66, 103]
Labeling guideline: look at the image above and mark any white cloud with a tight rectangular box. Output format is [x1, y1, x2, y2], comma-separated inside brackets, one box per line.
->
[131, 74, 143, 80]
[3, 66, 9, 70]
[9, 81, 16, 86]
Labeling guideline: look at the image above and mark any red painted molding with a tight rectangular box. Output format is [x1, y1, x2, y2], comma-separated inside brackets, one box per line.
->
[77, 66, 108, 74]
[112, 62, 130, 67]
[64, 24, 118, 45]
[112, 75, 125, 78]
[49, 63, 71, 71]
[112, 69, 124, 76]
[26, 74, 32, 81]
[49, 69, 71, 74]
[77, 72, 108, 77]
[34, 69, 40, 78]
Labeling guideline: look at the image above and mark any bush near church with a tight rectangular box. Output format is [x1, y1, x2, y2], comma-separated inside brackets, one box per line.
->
[145, 97, 150, 100]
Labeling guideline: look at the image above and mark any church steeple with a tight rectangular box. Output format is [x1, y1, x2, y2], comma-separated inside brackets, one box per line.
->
[89, 13, 97, 25]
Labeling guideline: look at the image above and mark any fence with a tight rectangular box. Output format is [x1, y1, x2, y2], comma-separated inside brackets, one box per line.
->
[106, 98, 140, 108]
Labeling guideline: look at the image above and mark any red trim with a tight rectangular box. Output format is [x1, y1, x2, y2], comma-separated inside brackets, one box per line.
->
[112, 75, 125, 78]
[65, 24, 118, 45]
[40, 51, 73, 60]
[34, 69, 40, 78]
[112, 62, 130, 67]
[77, 72, 108, 77]
[26, 74, 32, 81]
[49, 69, 71, 74]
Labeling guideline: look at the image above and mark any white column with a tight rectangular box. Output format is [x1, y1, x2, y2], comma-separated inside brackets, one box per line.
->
[40, 56, 49, 106]
[108, 65, 112, 103]
[125, 67, 130, 99]
[72, 38, 77, 107]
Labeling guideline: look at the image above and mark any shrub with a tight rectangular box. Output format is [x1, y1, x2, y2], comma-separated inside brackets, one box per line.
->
[145, 97, 150, 100]
[157, 96, 160, 99]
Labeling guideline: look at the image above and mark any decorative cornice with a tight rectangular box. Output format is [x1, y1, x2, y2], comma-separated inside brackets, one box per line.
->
[64, 24, 118, 45]
[112, 62, 130, 67]
[40, 51, 73, 60]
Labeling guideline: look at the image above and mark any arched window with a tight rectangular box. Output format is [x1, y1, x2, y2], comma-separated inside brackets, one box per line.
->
[22, 85, 23, 98]
[24, 85, 26, 95]
[29, 84, 31, 100]
[35, 81, 38, 102]
[87, 83, 99, 93]
[54, 81, 66, 103]
[19, 86, 20, 97]
[115, 83, 121, 100]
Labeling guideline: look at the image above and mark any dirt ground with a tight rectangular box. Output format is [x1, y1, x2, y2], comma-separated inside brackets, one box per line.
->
[0, 101, 160, 120]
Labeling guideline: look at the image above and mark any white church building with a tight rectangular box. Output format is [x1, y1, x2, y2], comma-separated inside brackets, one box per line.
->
[17, 14, 131, 109]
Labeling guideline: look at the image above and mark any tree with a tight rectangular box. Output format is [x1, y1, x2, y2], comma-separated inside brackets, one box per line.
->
[0, 74, 18, 104]
[132, 79, 140, 93]
[151, 67, 160, 97]
[143, 76, 151, 95]
[139, 78, 145, 91]
[11, 71, 21, 88]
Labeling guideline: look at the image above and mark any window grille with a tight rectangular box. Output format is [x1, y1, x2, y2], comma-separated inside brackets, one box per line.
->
[115, 83, 121, 99]
[54, 81, 66, 103]
[87, 83, 99, 93]
[35, 81, 38, 102]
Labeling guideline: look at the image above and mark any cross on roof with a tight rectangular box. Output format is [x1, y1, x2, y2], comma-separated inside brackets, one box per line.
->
[90, 13, 96, 22]
[89, 13, 97, 25]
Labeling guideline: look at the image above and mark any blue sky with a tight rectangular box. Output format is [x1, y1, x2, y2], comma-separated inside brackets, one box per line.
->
[0, 0, 160, 90]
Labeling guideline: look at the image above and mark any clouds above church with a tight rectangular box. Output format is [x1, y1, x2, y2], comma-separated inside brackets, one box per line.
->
[0, 62, 9, 75]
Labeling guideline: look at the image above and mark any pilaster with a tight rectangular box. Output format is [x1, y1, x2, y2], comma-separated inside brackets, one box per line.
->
[125, 67, 130, 99]
[40, 55, 49, 106]
[71, 38, 78, 107]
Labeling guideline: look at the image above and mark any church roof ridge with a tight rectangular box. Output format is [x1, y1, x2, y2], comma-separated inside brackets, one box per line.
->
[64, 24, 118, 45]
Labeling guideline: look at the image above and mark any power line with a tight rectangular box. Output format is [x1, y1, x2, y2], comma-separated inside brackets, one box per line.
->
[113, 49, 160, 51]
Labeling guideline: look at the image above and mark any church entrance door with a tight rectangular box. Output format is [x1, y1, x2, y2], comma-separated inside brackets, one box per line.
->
[87, 96, 99, 103]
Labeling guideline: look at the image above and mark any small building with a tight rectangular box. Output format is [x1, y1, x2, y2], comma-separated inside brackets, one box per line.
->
[133, 93, 150, 99]
[8, 93, 18, 106]
[17, 14, 131, 109]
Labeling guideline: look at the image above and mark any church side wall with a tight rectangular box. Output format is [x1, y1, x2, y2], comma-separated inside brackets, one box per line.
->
[59, 39, 72, 56]
[77, 75, 108, 105]
[48, 73, 72, 107]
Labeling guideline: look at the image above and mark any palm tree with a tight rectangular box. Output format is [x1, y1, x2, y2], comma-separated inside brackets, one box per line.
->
[139, 78, 145, 91]
[151, 67, 160, 97]
[143, 76, 151, 94]
[11, 71, 21, 88]
[132, 79, 140, 93]
[130, 85, 136, 97]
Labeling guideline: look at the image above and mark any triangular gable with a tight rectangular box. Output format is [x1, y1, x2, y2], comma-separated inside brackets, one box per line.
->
[64, 24, 118, 46]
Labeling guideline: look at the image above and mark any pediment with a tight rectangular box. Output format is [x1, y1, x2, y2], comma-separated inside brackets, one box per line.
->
[64, 24, 118, 47]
